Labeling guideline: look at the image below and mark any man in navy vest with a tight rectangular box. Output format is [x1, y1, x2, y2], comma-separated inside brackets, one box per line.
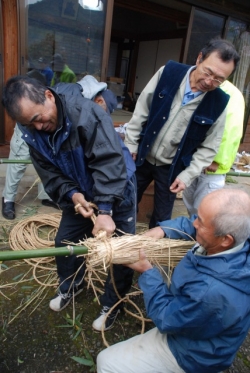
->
[124, 37, 240, 228]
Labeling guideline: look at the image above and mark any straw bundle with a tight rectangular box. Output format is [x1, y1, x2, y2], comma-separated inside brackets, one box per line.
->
[239, 154, 250, 165]
[8, 211, 195, 281]
[80, 233, 194, 270]
[235, 154, 250, 171]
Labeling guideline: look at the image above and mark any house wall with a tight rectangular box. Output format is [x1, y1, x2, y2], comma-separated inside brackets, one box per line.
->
[134, 38, 183, 94]
[239, 117, 250, 153]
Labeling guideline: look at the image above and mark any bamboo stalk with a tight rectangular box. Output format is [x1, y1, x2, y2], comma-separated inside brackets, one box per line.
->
[0, 245, 88, 261]
[227, 171, 250, 177]
[0, 159, 32, 164]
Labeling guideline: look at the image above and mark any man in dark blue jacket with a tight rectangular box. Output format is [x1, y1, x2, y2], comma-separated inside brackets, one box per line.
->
[2, 75, 136, 331]
[97, 188, 250, 373]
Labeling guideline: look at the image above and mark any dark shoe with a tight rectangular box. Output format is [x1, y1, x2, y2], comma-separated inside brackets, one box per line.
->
[49, 286, 84, 312]
[41, 199, 60, 210]
[2, 197, 15, 220]
[92, 306, 120, 331]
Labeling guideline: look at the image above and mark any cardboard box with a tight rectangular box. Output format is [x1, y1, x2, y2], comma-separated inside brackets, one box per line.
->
[107, 76, 124, 84]
[107, 81, 125, 96]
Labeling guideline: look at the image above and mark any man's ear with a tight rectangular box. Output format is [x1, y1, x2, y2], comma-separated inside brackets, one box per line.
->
[94, 96, 104, 105]
[94, 95, 106, 111]
[196, 52, 203, 66]
[221, 234, 235, 249]
[45, 89, 55, 102]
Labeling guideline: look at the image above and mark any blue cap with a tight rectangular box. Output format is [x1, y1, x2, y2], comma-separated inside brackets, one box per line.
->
[101, 89, 117, 114]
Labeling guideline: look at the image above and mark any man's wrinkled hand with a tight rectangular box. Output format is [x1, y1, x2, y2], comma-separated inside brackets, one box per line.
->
[92, 214, 116, 237]
[169, 178, 186, 193]
[127, 249, 153, 273]
[205, 161, 219, 173]
[131, 152, 137, 161]
[143, 227, 165, 239]
[72, 192, 94, 218]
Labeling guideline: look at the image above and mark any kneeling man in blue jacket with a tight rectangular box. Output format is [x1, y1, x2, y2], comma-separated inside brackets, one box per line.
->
[97, 188, 250, 373]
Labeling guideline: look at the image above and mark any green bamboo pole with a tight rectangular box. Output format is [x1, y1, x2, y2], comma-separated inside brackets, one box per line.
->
[0, 159, 32, 164]
[227, 171, 250, 177]
[0, 245, 88, 261]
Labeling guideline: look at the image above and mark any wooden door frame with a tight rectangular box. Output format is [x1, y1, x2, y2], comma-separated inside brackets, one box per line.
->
[0, 0, 5, 144]
[100, 0, 114, 81]
[1, 0, 18, 146]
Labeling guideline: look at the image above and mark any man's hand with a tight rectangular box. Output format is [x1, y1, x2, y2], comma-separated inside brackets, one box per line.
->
[169, 178, 186, 193]
[131, 152, 137, 161]
[127, 249, 153, 273]
[205, 161, 219, 173]
[143, 227, 165, 239]
[72, 192, 94, 218]
[92, 214, 116, 237]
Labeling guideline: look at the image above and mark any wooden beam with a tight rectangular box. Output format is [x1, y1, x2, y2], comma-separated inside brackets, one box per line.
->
[112, 28, 187, 42]
[2, 0, 18, 144]
[182, 0, 250, 22]
[114, 0, 189, 24]
[101, 0, 114, 81]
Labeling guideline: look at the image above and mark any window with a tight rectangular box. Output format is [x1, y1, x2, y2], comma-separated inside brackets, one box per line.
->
[185, 8, 225, 65]
[22, 0, 107, 85]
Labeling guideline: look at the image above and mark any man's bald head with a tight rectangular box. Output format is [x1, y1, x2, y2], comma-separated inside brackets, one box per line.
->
[201, 189, 250, 246]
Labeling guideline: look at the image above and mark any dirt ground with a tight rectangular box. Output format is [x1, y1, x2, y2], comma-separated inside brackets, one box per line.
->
[0, 260, 151, 373]
[0, 257, 250, 373]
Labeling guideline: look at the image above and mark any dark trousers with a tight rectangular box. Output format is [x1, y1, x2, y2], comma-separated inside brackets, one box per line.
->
[136, 160, 176, 228]
[55, 209, 92, 293]
[55, 174, 137, 308]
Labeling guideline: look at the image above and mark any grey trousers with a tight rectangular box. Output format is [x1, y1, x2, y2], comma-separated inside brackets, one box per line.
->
[97, 327, 185, 373]
[2, 124, 49, 201]
[183, 173, 226, 216]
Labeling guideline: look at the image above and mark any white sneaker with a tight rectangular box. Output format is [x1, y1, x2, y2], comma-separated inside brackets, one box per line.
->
[92, 306, 120, 331]
[49, 287, 83, 312]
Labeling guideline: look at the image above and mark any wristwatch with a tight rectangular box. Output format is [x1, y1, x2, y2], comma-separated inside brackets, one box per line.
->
[98, 209, 113, 216]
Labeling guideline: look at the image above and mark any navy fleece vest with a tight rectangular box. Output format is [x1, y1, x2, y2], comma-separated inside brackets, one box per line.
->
[136, 61, 230, 185]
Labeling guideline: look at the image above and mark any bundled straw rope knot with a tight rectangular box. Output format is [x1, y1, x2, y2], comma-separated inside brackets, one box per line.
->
[74, 203, 82, 213]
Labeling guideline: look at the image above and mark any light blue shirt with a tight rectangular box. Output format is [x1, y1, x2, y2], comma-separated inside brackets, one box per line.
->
[182, 66, 203, 106]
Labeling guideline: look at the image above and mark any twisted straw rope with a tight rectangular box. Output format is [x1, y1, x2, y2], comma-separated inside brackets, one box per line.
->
[9, 213, 61, 265]
[8, 213, 61, 286]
